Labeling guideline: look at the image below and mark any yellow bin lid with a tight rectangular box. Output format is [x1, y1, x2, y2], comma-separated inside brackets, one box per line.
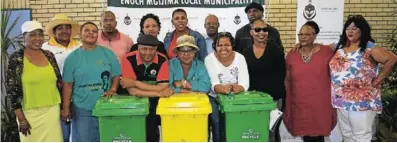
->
[157, 93, 212, 115]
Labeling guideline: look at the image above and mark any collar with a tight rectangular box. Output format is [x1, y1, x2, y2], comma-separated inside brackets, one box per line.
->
[204, 34, 216, 41]
[100, 30, 121, 41]
[48, 37, 80, 48]
[136, 52, 159, 65]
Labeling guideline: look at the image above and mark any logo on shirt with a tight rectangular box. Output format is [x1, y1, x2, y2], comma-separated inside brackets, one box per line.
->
[54, 51, 64, 55]
[150, 69, 157, 76]
[230, 67, 239, 78]
[234, 14, 241, 25]
[303, 0, 316, 20]
[101, 71, 110, 92]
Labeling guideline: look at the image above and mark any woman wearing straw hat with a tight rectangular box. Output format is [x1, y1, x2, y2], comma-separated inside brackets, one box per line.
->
[6, 21, 63, 142]
[41, 13, 80, 142]
[168, 35, 211, 94]
[168, 35, 214, 141]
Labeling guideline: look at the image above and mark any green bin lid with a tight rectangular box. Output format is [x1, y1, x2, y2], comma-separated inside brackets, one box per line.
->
[93, 95, 149, 117]
[216, 91, 276, 112]
[217, 91, 274, 105]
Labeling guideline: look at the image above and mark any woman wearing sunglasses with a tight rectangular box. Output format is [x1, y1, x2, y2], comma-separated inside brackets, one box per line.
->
[242, 18, 286, 108]
[242, 18, 286, 141]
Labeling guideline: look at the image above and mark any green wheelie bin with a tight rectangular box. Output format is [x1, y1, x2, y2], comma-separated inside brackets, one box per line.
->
[93, 95, 149, 142]
[217, 91, 276, 142]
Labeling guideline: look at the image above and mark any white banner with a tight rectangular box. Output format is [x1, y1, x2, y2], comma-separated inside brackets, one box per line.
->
[296, 0, 344, 44]
[107, 0, 266, 42]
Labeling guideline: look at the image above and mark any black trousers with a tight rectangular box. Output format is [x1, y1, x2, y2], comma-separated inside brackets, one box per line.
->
[303, 136, 325, 142]
[146, 98, 160, 142]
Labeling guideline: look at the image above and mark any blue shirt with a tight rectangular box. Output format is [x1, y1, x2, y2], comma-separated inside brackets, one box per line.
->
[63, 45, 121, 111]
[168, 58, 211, 93]
[204, 34, 215, 57]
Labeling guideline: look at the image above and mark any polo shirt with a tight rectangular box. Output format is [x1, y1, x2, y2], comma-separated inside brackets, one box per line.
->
[41, 37, 81, 75]
[121, 51, 169, 112]
[122, 51, 169, 83]
[97, 31, 134, 63]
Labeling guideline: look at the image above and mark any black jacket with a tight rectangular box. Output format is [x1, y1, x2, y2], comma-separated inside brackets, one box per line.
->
[234, 24, 284, 53]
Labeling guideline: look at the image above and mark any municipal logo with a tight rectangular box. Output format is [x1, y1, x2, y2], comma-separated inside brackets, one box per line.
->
[234, 14, 241, 25]
[303, 0, 316, 20]
[113, 132, 132, 142]
[241, 128, 260, 139]
[124, 14, 132, 25]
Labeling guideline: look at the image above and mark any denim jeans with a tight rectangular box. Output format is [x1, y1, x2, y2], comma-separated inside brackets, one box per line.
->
[71, 105, 100, 142]
[209, 96, 221, 142]
[60, 118, 74, 142]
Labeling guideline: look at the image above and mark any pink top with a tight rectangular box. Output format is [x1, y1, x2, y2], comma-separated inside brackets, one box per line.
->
[97, 31, 134, 63]
[284, 46, 336, 136]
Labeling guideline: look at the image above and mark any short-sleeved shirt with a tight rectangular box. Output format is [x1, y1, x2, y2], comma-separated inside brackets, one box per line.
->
[63, 45, 121, 111]
[42, 38, 81, 75]
[121, 51, 169, 113]
[121, 51, 169, 84]
[97, 31, 134, 63]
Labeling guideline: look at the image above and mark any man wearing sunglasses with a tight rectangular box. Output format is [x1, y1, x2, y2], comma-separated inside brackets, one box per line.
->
[235, 2, 284, 53]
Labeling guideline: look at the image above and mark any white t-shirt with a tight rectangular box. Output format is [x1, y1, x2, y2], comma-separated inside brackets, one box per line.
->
[42, 42, 80, 75]
[204, 52, 249, 97]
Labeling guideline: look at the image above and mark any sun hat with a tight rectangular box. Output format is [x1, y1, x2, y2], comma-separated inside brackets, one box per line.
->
[45, 14, 80, 38]
[173, 35, 200, 53]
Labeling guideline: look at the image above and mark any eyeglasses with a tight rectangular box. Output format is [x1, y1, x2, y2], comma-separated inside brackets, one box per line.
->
[178, 50, 196, 55]
[252, 27, 268, 33]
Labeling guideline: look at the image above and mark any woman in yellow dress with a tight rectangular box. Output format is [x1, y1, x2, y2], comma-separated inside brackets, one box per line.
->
[5, 21, 63, 142]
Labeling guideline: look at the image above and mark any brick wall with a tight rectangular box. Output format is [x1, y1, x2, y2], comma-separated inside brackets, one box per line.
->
[267, 0, 397, 49]
[4, 0, 397, 49]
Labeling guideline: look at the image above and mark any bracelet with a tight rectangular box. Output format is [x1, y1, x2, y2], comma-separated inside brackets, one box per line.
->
[19, 120, 28, 125]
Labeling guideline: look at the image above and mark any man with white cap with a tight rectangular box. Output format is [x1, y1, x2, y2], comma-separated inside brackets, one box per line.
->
[41, 13, 80, 142]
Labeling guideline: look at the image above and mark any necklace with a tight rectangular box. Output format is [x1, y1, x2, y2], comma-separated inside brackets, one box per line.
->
[299, 46, 314, 64]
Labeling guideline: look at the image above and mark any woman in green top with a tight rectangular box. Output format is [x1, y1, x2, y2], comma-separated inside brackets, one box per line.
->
[6, 21, 63, 141]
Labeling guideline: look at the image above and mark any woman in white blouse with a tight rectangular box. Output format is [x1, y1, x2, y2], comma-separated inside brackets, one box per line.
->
[205, 32, 249, 96]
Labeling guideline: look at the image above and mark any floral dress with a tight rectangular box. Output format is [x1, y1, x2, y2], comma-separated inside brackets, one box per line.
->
[329, 42, 382, 111]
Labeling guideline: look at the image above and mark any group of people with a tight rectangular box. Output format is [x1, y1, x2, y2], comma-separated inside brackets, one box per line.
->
[5, 2, 397, 142]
